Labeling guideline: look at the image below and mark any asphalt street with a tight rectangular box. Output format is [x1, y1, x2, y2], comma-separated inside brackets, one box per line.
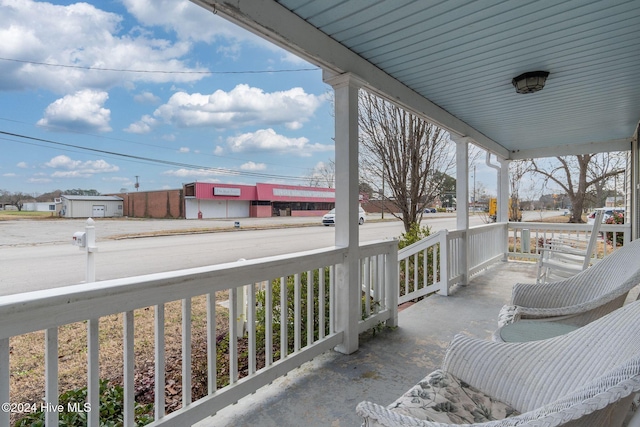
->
[0, 211, 553, 295]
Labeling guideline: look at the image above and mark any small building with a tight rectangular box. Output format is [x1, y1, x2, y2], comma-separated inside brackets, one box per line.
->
[22, 200, 60, 213]
[60, 195, 124, 218]
[183, 182, 336, 219]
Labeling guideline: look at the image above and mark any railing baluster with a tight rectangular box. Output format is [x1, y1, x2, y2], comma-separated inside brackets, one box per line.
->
[413, 253, 418, 293]
[280, 277, 287, 359]
[45, 327, 59, 427]
[182, 298, 192, 407]
[248, 283, 256, 375]
[307, 270, 314, 347]
[87, 318, 99, 427]
[294, 273, 301, 352]
[377, 254, 384, 310]
[363, 258, 371, 316]
[155, 304, 165, 421]
[123, 311, 135, 426]
[265, 280, 273, 366]
[206, 293, 216, 394]
[229, 288, 238, 384]
[329, 266, 335, 335]
[319, 267, 326, 339]
[422, 248, 428, 289]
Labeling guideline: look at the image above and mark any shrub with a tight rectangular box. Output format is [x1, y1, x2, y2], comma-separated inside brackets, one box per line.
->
[398, 223, 436, 298]
[605, 211, 624, 247]
[15, 379, 153, 427]
[255, 270, 331, 360]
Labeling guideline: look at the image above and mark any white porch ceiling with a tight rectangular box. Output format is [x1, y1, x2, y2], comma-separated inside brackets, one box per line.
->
[193, 0, 640, 160]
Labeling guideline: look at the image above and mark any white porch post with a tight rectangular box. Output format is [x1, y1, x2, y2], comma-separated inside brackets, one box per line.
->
[498, 159, 510, 223]
[452, 135, 469, 285]
[325, 72, 362, 354]
[632, 125, 640, 241]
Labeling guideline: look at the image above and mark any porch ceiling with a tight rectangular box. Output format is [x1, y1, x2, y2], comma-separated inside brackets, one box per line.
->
[193, 0, 640, 160]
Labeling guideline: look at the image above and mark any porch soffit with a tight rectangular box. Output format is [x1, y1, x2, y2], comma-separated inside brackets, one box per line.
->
[192, 0, 640, 160]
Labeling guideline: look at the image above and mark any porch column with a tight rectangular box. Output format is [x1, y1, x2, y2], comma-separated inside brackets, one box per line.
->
[324, 71, 363, 354]
[452, 135, 469, 285]
[632, 125, 640, 241]
[498, 158, 510, 223]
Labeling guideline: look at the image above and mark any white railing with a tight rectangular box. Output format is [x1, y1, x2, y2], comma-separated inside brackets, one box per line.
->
[508, 222, 631, 261]
[397, 231, 447, 302]
[359, 240, 399, 331]
[396, 223, 508, 302]
[1, 240, 397, 427]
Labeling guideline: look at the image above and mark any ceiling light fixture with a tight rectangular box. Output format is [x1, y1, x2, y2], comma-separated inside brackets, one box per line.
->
[512, 71, 550, 94]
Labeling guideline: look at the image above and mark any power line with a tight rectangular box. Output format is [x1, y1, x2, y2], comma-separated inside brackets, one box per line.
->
[0, 57, 319, 75]
[0, 117, 315, 173]
[0, 130, 313, 183]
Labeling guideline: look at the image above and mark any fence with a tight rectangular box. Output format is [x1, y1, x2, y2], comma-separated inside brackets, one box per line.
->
[0, 239, 397, 427]
[507, 222, 631, 262]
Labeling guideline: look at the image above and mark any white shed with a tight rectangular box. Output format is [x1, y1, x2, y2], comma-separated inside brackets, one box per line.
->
[60, 195, 124, 218]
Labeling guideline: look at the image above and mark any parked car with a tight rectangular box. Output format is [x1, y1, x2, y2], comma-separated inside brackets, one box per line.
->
[587, 207, 625, 225]
[424, 208, 436, 213]
[322, 207, 366, 226]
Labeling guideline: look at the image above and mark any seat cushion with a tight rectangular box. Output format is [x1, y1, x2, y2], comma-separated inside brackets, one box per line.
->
[387, 370, 520, 424]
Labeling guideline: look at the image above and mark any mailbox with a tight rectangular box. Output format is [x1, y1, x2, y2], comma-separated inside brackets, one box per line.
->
[72, 231, 86, 247]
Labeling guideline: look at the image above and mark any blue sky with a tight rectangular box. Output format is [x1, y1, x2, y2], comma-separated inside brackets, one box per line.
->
[0, 0, 336, 195]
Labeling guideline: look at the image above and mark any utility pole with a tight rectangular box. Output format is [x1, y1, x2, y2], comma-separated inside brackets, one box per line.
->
[135, 176, 139, 191]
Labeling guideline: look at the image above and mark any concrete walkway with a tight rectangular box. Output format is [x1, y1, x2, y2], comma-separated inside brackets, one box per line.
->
[195, 261, 539, 427]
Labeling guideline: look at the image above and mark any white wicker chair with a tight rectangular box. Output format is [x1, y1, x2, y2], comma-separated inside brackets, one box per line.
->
[497, 237, 640, 330]
[356, 300, 640, 427]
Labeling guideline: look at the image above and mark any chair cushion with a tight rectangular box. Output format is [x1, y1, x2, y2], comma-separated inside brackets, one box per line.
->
[387, 370, 520, 424]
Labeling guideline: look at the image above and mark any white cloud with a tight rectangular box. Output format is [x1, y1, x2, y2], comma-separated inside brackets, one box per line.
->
[27, 173, 51, 184]
[134, 91, 161, 104]
[16, 162, 28, 168]
[37, 90, 112, 132]
[240, 161, 266, 171]
[227, 129, 333, 157]
[44, 155, 119, 178]
[179, 147, 190, 153]
[214, 146, 224, 155]
[2, 173, 16, 177]
[122, 0, 291, 52]
[152, 84, 324, 130]
[0, 0, 207, 93]
[125, 114, 157, 134]
[163, 168, 228, 179]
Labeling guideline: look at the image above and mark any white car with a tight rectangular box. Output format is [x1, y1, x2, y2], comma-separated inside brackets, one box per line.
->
[587, 208, 625, 224]
[322, 207, 366, 226]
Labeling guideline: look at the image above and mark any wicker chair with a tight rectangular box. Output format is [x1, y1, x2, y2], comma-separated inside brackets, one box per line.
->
[356, 300, 640, 427]
[497, 237, 640, 331]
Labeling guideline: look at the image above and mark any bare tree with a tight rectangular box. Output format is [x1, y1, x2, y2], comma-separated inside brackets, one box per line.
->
[509, 160, 533, 221]
[306, 159, 335, 188]
[530, 153, 625, 223]
[359, 91, 455, 232]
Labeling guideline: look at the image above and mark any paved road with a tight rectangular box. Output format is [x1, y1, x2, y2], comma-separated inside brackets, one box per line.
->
[1, 210, 557, 295]
[0, 214, 484, 295]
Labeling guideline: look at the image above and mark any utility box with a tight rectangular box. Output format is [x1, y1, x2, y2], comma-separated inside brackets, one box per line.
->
[72, 231, 86, 247]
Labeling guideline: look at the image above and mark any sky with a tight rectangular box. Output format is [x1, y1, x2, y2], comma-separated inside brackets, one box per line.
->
[0, 0, 499, 198]
[0, 0, 338, 196]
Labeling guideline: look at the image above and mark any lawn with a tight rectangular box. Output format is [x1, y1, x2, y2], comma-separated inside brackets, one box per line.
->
[0, 211, 58, 220]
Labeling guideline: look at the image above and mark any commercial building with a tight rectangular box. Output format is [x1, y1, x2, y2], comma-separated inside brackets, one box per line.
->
[183, 182, 335, 219]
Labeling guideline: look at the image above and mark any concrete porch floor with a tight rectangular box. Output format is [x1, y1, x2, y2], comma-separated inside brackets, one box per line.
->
[192, 260, 536, 427]
[194, 261, 639, 427]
